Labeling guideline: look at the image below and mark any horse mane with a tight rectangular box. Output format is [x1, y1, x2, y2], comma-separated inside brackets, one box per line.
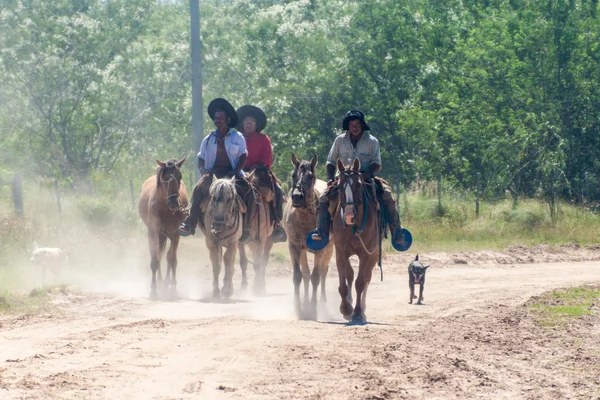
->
[209, 178, 236, 199]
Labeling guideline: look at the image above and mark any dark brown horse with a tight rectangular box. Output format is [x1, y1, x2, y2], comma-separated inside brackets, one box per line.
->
[238, 164, 275, 295]
[283, 154, 333, 319]
[138, 157, 188, 300]
[332, 158, 379, 324]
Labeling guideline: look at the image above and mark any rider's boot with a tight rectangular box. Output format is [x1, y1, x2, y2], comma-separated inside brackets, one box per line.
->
[311, 202, 331, 241]
[239, 191, 254, 244]
[271, 189, 287, 243]
[178, 207, 200, 237]
[381, 193, 405, 245]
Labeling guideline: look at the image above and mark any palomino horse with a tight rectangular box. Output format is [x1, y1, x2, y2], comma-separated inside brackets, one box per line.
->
[283, 154, 333, 319]
[138, 157, 188, 300]
[333, 157, 380, 324]
[201, 177, 246, 300]
[238, 164, 275, 295]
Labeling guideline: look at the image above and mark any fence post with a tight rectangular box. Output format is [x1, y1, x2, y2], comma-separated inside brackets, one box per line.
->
[129, 179, 135, 207]
[54, 179, 62, 214]
[12, 173, 23, 215]
[476, 171, 480, 217]
[437, 173, 442, 216]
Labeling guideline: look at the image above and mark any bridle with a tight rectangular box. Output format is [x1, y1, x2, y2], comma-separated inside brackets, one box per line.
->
[339, 169, 376, 254]
[291, 167, 317, 213]
[209, 184, 241, 239]
[159, 167, 183, 211]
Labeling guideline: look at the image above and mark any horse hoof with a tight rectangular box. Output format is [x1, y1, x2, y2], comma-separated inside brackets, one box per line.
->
[342, 313, 352, 321]
[253, 286, 267, 297]
[351, 314, 366, 325]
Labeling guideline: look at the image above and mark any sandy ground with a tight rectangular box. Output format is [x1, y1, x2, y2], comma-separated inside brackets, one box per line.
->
[1, 242, 600, 399]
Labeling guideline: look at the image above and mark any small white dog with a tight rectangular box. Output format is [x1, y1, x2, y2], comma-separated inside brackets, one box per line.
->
[30, 241, 68, 285]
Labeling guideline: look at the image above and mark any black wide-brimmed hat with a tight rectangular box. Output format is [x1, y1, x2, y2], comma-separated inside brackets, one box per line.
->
[342, 110, 370, 131]
[208, 98, 238, 128]
[236, 105, 267, 133]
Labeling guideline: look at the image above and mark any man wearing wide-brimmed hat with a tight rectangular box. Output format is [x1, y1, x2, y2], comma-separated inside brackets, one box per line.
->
[178, 98, 255, 242]
[237, 105, 287, 243]
[310, 110, 405, 245]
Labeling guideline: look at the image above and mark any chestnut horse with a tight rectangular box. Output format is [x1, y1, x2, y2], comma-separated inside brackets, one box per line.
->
[238, 164, 275, 295]
[138, 157, 188, 300]
[201, 177, 246, 300]
[283, 154, 333, 319]
[333, 158, 380, 324]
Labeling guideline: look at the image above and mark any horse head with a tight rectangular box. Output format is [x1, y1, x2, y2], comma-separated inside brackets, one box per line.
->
[290, 154, 318, 207]
[208, 178, 245, 235]
[248, 163, 275, 202]
[156, 157, 186, 211]
[337, 157, 363, 226]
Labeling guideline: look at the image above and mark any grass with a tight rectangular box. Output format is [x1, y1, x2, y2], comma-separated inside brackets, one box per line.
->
[0, 285, 65, 314]
[528, 286, 600, 326]
[398, 193, 600, 253]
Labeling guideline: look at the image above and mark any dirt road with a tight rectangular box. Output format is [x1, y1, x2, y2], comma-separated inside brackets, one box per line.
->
[1, 245, 600, 399]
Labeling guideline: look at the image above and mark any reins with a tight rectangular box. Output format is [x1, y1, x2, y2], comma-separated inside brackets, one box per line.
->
[338, 172, 384, 281]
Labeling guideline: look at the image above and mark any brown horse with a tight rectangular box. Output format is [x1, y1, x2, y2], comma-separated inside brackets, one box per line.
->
[238, 164, 275, 295]
[283, 154, 333, 319]
[201, 177, 246, 300]
[138, 157, 188, 300]
[333, 158, 380, 324]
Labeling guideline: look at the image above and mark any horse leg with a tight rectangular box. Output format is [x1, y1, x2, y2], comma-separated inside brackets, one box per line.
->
[336, 250, 353, 320]
[345, 259, 354, 306]
[158, 233, 168, 290]
[166, 234, 180, 300]
[209, 244, 221, 300]
[239, 244, 248, 291]
[261, 236, 274, 293]
[313, 253, 325, 305]
[147, 230, 161, 300]
[222, 244, 237, 299]
[352, 259, 374, 325]
[252, 244, 266, 296]
[319, 249, 332, 303]
[299, 249, 312, 315]
[289, 244, 302, 318]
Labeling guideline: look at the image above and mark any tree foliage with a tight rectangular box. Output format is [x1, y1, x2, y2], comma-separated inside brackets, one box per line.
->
[1, 0, 599, 204]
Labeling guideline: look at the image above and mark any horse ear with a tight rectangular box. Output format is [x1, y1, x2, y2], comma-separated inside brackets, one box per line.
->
[291, 154, 299, 168]
[415, 254, 419, 261]
[352, 157, 360, 172]
[310, 154, 318, 170]
[176, 156, 186, 168]
[156, 160, 166, 168]
[336, 158, 345, 173]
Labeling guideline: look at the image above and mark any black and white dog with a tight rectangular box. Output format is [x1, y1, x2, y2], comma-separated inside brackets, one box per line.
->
[408, 255, 429, 305]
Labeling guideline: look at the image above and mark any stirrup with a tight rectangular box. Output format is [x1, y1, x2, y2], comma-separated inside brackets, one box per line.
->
[239, 230, 251, 244]
[306, 229, 329, 251]
[177, 223, 195, 237]
[271, 226, 287, 243]
[311, 229, 325, 241]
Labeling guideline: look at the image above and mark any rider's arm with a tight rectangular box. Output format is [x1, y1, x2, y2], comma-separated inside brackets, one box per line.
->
[234, 153, 247, 176]
[326, 164, 336, 182]
[198, 157, 207, 175]
[362, 163, 380, 180]
[326, 137, 341, 183]
[264, 135, 273, 169]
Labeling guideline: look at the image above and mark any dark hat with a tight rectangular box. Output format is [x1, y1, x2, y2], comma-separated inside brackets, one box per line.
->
[208, 98, 238, 128]
[342, 110, 370, 131]
[236, 105, 267, 133]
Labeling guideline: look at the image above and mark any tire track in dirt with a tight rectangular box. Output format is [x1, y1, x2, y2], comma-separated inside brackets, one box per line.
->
[1, 255, 600, 399]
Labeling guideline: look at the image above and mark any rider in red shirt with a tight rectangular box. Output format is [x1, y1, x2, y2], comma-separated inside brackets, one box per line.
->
[237, 105, 287, 243]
